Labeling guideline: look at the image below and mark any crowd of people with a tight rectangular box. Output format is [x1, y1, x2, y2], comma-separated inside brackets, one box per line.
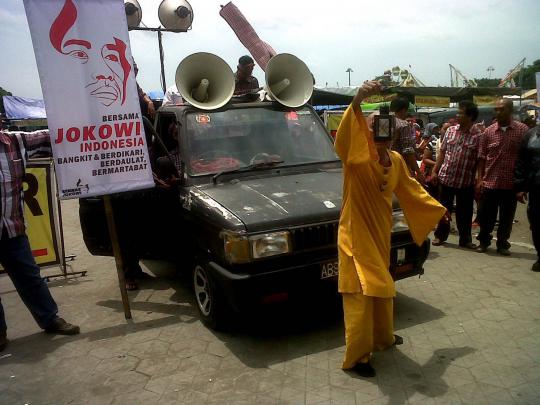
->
[336, 81, 540, 377]
[395, 98, 538, 269]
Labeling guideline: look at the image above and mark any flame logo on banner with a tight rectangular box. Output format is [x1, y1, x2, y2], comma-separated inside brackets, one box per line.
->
[49, 0, 131, 106]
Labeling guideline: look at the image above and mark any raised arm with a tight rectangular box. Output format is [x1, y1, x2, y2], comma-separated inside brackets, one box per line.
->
[334, 81, 381, 164]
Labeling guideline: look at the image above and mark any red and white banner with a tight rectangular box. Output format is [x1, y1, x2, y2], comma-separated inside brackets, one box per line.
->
[23, 0, 154, 199]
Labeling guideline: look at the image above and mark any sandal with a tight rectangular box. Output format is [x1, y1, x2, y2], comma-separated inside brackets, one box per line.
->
[125, 278, 139, 291]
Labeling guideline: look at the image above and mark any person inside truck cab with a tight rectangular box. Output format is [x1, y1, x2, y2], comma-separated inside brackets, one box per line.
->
[335, 81, 446, 377]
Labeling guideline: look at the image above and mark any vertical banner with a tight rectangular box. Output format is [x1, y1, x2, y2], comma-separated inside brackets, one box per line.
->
[23, 0, 154, 199]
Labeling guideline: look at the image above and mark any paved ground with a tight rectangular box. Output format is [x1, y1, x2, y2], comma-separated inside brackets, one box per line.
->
[0, 200, 539, 405]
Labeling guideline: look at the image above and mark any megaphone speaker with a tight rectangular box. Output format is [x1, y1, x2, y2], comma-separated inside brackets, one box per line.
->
[124, 0, 142, 29]
[159, 0, 194, 31]
[265, 54, 314, 108]
[176, 53, 235, 110]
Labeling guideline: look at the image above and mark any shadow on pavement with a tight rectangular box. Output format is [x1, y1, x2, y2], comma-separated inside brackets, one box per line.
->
[346, 346, 476, 404]
[0, 314, 191, 366]
[394, 292, 446, 330]
[207, 291, 446, 369]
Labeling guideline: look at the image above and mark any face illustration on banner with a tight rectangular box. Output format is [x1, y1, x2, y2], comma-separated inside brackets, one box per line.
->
[49, 0, 131, 107]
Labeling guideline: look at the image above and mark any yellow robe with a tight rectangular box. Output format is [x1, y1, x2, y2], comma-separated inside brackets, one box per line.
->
[334, 105, 446, 298]
[335, 105, 446, 369]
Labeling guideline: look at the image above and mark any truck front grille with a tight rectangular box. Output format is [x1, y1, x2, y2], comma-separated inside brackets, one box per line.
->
[290, 222, 338, 251]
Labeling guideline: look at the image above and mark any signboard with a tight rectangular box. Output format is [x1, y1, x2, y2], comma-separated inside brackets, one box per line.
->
[24, 161, 60, 266]
[23, 0, 154, 199]
[414, 96, 450, 108]
[473, 95, 497, 106]
[0, 160, 59, 274]
[326, 113, 344, 140]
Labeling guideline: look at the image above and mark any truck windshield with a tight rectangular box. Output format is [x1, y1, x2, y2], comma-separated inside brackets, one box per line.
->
[185, 106, 339, 176]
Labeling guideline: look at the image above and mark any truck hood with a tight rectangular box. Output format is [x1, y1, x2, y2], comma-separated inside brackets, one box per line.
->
[196, 170, 343, 232]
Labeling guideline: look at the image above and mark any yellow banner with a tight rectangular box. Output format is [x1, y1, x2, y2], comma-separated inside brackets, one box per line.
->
[473, 95, 497, 106]
[415, 96, 450, 107]
[23, 164, 59, 266]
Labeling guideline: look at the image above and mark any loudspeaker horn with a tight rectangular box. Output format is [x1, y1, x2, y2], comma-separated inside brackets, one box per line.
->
[124, 0, 142, 29]
[176, 53, 235, 110]
[158, 0, 194, 31]
[265, 54, 314, 108]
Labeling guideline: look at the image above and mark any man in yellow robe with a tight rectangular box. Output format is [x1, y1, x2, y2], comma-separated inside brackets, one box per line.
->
[335, 81, 446, 377]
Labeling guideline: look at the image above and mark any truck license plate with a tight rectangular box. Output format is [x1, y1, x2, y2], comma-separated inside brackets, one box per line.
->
[397, 248, 406, 263]
[320, 260, 339, 279]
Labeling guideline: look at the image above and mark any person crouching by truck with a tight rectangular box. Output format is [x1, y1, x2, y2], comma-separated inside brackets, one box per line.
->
[334, 81, 446, 377]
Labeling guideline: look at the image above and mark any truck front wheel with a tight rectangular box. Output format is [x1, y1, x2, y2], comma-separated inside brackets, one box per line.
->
[192, 262, 230, 330]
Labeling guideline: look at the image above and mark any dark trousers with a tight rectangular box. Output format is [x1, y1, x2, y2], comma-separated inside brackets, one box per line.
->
[529, 187, 540, 260]
[434, 185, 475, 245]
[477, 189, 517, 249]
[0, 234, 58, 333]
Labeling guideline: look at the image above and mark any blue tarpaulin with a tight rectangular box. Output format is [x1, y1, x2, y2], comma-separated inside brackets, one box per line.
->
[3, 96, 46, 119]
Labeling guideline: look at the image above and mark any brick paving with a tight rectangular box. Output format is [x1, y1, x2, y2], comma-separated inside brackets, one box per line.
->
[0, 200, 539, 405]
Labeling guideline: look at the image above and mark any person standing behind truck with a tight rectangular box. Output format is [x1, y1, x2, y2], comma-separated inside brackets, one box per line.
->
[431, 101, 482, 249]
[390, 97, 425, 184]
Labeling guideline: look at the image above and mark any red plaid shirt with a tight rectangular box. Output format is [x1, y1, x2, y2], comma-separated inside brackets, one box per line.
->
[479, 120, 528, 190]
[0, 130, 51, 239]
[438, 124, 482, 188]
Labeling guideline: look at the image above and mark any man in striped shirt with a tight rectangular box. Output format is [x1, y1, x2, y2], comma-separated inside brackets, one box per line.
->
[0, 128, 79, 352]
[431, 101, 482, 248]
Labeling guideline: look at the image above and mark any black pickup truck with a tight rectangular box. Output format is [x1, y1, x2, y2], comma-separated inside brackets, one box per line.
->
[79, 101, 430, 328]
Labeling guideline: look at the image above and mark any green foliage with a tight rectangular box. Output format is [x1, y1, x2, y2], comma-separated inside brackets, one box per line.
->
[474, 78, 502, 87]
[520, 59, 540, 89]
[0, 86, 12, 96]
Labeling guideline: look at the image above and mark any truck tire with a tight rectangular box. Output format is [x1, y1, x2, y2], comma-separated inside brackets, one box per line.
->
[192, 261, 231, 330]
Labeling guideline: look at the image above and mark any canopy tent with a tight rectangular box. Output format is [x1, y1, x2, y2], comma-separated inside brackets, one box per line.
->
[311, 86, 523, 107]
[522, 88, 537, 99]
[3, 96, 46, 119]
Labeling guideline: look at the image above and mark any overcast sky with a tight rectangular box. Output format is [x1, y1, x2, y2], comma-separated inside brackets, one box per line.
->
[1, 0, 538, 98]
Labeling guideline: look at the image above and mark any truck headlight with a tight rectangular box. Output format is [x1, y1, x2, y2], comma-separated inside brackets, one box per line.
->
[223, 233, 251, 263]
[250, 232, 291, 259]
[392, 211, 409, 232]
[222, 231, 291, 263]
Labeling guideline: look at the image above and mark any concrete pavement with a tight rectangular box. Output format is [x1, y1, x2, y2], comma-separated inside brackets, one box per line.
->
[0, 200, 539, 405]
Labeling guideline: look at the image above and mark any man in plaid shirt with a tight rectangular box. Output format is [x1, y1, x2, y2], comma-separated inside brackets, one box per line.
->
[390, 97, 425, 184]
[0, 127, 79, 352]
[476, 99, 529, 255]
[431, 101, 482, 248]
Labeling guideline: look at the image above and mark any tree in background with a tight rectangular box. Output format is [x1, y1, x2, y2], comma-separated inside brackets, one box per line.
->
[473, 78, 502, 87]
[0, 86, 12, 97]
[520, 59, 540, 89]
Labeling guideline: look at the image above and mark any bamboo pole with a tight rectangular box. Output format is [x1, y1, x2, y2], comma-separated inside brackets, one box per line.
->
[103, 195, 132, 319]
